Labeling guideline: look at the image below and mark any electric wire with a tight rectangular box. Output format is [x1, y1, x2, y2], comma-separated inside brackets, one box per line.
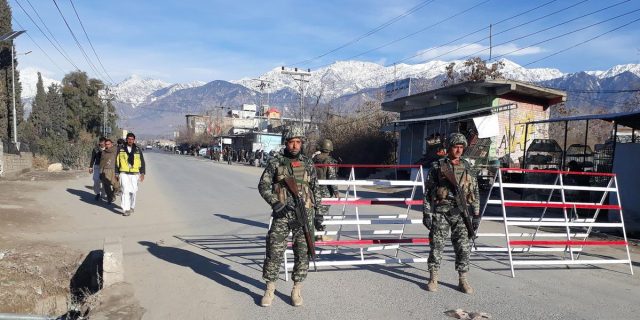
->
[51, 0, 108, 82]
[289, 0, 438, 66]
[11, 17, 66, 73]
[24, 0, 75, 67]
[68, 0, 115, 84]
[13, 0, 79, 70]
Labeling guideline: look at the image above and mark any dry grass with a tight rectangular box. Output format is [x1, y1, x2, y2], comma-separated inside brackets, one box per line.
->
[32, 154, 50, 170]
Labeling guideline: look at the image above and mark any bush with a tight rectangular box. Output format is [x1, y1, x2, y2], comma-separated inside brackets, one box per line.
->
[32, 154, 49, 169]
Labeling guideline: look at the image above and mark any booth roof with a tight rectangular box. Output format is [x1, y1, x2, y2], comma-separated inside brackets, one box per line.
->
[524, 110, 640, 130]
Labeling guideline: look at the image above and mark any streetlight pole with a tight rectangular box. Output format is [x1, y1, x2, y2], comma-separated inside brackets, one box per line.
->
[1, 30, 26, 147]
[281, 67, 311, 132]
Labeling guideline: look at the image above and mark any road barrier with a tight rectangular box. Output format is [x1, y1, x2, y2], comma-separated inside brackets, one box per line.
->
[478, 168, 633, 277]
[281, 164, 427, 281]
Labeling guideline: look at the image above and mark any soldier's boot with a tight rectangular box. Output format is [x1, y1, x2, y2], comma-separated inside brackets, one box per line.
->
[260, 282, 276, 307]
[291, 282, 303, 307]
[426, 271, 439, 292]
[458, 272, 474, 294]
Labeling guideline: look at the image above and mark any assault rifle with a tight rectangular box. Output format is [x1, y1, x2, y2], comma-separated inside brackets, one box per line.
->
[282, 177, 317, 271]
[440, 161, 476, 239]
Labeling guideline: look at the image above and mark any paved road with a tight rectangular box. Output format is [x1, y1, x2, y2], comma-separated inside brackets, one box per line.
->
[32, 152, 640, 319]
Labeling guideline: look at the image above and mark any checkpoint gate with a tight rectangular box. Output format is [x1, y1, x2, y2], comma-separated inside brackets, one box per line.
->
[478, 168, 633, 277]
[282, 164, 428, 280]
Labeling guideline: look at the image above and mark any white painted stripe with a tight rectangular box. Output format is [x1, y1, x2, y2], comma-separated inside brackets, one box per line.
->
[284, 257, 430, 268]
[477, 232, 589, 238]
[493, 183, 617, 192]
[319, 179, 422, 186]
[505, 222, 624, 227]
[473, 247, 584, 252]
[323, 219, 422, 225]
[481, 217, 595, 222]
[511, 259, 630, 266]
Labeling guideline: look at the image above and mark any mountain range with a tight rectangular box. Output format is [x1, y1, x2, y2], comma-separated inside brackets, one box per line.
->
[19, 58, 640, 137]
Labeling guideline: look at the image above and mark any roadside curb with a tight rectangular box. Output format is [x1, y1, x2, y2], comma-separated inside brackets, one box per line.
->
[103, 237, 124, 287]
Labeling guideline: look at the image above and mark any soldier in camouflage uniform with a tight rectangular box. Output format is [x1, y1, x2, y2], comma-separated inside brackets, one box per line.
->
[423, 133, 480, 294]
[312, 139, 339, 241]
[258, 126, 321, 307]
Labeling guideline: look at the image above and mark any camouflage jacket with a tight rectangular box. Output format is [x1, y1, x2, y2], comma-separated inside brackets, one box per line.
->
[258, 151, 322, 211]
[313, 153, 338, 196]
[423, 157, 480, 217]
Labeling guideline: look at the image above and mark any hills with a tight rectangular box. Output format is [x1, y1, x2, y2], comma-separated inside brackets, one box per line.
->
[19, 58, 640, 137]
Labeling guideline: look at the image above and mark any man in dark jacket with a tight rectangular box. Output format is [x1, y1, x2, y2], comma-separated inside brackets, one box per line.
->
[90, 137, 106, 201]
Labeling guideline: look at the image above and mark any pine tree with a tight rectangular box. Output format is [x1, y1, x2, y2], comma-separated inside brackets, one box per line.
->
[46, 84, 66, 138]
[61, 71, 104, 140]
[28, 72, 48, 136]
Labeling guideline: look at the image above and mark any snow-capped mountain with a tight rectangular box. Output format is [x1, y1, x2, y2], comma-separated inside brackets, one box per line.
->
[146, 81, 206, 103]
[110, 75, 171, 107]
[587, 64, 640, 79]
[234, 58, 565, 100]
[18, 67, 60, 99]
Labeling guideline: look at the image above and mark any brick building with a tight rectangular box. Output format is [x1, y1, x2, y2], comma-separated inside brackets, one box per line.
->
[381, 79, 566, 166]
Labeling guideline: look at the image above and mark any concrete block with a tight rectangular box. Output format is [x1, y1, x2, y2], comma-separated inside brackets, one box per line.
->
[103, 237, 124, 288]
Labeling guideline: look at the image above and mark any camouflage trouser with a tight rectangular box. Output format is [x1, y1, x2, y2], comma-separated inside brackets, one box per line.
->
[427, 209, 470, 272]
[263, 215, 311, 283]
[317, 187, 332, 218]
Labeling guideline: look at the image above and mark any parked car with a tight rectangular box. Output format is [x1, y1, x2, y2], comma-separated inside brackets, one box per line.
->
[198, 148, 208, 156]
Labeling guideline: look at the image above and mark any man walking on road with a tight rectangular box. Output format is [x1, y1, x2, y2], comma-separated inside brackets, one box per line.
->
[423, 133, 480, 294]
[89, 137, 106, 201]
[312, 138, 339, 241]
[99, 139, 119, 203]
[116, 133, 146, 216]
[258, 126, 321, 307]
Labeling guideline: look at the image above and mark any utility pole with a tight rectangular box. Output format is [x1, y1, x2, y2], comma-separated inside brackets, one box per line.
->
[100, 87, 114, 137]
[281, 67, 311, 132]
[252, 78, 273, 116]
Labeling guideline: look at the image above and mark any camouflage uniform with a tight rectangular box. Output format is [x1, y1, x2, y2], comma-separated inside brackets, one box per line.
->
[313, 152, 338, 221]
[259, 150, 321, 283]
[423, 153, 480, 273]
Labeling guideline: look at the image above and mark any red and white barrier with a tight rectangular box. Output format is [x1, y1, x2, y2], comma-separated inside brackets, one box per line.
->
[478, 168, 633, 277]
[281, 164, 427, 280]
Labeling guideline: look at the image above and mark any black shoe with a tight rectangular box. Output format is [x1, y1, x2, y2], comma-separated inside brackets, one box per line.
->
[95, 194, 100, 201]
[107, 197, 114, 203]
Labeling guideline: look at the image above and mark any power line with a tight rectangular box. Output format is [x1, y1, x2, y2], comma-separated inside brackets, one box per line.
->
[310, 0, 491, 69]
[13, 0, 79, 70]
[12, 17, 66, 73]
[290, 0, 437, 66]
[68, 0, 115, 85]
[24, 0, 75, 66]
[489, 8, 640, 63]
[522, 15, 640, 67]
[393, 0, 570, 65]
[51, 0, 107, 82]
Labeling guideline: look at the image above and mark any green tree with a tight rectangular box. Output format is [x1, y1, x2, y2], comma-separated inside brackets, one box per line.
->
[46, 83, 66, 138]
[27, 72, 49, 136]
[61, 71, 104, 139]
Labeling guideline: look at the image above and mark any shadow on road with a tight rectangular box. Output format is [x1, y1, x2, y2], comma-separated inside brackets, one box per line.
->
[66, 188, 122, 215]
[139, 240, 280, 305]
[213, 213, 269, 229]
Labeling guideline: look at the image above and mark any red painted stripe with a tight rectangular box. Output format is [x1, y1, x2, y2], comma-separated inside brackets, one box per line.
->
[502, 201, 621, 210]
[500, 168, 615, 177]
[509, 240, 628, 246]
[317, 238, 430, 246]
[321, 199, 423, 206]
[314, 164, 422, 168]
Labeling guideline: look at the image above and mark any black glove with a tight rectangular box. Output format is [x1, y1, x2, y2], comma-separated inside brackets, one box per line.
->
[422, 215, 432, 230]
[272, 202, 287, 218]
[314, 216, 325, 231]
[472, 215, 481, 230]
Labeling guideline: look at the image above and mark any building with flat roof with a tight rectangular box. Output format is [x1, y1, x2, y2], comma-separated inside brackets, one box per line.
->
[381, 79, 566, 166]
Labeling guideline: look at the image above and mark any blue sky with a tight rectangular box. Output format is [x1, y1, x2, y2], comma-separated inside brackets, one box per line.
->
[10, 0, 640, 84]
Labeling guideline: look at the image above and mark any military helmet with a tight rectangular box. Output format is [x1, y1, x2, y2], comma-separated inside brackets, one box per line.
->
[319, 139, 333, 152]
[447, 132, 468, 148]
[283, 126, 305, 142]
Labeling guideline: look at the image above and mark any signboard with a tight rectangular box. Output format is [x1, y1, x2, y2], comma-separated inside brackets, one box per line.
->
[222, 138, 232, 145]
[473, 114, 500, 138]
[383, 78, 412, 103]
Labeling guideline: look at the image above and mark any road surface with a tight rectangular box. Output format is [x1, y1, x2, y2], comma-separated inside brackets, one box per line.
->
[28, 151, 640, 319]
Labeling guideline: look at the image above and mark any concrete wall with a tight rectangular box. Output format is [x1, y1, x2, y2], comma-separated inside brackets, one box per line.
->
[492, 98, 550, 165]
[1, 151, 33, 177]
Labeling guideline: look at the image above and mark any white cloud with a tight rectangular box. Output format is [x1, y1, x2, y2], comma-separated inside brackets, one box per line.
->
[412, 43, 544, 61]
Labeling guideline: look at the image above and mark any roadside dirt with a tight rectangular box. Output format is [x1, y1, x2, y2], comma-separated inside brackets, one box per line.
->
[0, 172, 85, 315]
